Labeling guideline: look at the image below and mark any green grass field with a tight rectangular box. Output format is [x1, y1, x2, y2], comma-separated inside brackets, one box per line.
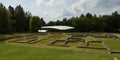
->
[0, 33, 120, 60]
[0, 43, 113, 60]
[104, 38, 120, 52]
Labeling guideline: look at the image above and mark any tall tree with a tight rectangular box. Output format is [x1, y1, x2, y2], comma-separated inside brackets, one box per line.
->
[0, 3, 11, 33]
[15, 5, 26, 32]
[30, 16, 45, 32]
[40, 18, 46, 26]
[111, 11, 120, 32]
[47, 21, 56, 26]
[72, 15, 93, 32]
[86, 13, 92, 19]
[24, 11, 32, 32]
[8, 5, 16, 32]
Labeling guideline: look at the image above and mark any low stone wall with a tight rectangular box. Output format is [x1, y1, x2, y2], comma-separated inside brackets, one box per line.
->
[0, 35, 21, 42]
[49, 40, 66, 45]
[89, 41, 102, 43]
[77, 46, 106, 50]
[102, 41, 111, 54]
[111, 51, 120, 54]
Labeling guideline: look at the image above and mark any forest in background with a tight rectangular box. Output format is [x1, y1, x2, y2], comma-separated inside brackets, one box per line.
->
[0, 3, 120, 33]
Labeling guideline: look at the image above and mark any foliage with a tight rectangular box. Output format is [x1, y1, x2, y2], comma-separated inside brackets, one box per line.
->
[30, 16, 45, 32]
[0, 3, 45, 33]
[0, 3, 11, 33]
[47, 12, 120, 32]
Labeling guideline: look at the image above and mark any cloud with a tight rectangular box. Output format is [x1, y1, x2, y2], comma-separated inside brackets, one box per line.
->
[41, 11, 62, 22]
[71, 0, 120, 15]
[34, 0, 120, 22]
[59, 9, 74, 18]
[71, 0, 91, 12]
[35, 0, 65, 6]
[36, 0, 45, 6]
[48, 0, 65, 5]
[96, 0, 120, 9]
[93, 0, 120, 15]
[2, 0, 120, 22]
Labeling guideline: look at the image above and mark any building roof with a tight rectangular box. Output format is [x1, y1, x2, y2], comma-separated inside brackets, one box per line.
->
[41, 26, 74, 30]
[38, 30, 47, 33]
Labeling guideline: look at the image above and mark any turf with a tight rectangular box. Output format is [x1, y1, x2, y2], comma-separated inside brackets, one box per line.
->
[104, 38, 120, 51]
[0, 33, 120, 60]
[66, 42, 85, 47]
[0, 44, 113, 60]
[89, 42, 104, 48]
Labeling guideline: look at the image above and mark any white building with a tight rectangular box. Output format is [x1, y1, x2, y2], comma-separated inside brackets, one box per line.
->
[38, 26, 74, 33]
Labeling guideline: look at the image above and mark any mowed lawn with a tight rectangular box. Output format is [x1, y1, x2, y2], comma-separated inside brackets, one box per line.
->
[104, 38, 120, 51]
[0, 33, 119, 60]
[0, 43, 113, 60]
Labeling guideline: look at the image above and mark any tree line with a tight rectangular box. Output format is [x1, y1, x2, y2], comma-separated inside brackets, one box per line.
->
[47, 12, 120, 32]
[0, 3, 120, 33]
[0, 3, 45, 33]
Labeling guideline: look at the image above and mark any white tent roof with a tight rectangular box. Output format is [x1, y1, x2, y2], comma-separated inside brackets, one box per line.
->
[41, 26, 74, 30]
[38, 30, 47, 32]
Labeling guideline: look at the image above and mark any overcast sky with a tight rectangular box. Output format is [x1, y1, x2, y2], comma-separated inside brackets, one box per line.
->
[0, 0, 120, 22]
